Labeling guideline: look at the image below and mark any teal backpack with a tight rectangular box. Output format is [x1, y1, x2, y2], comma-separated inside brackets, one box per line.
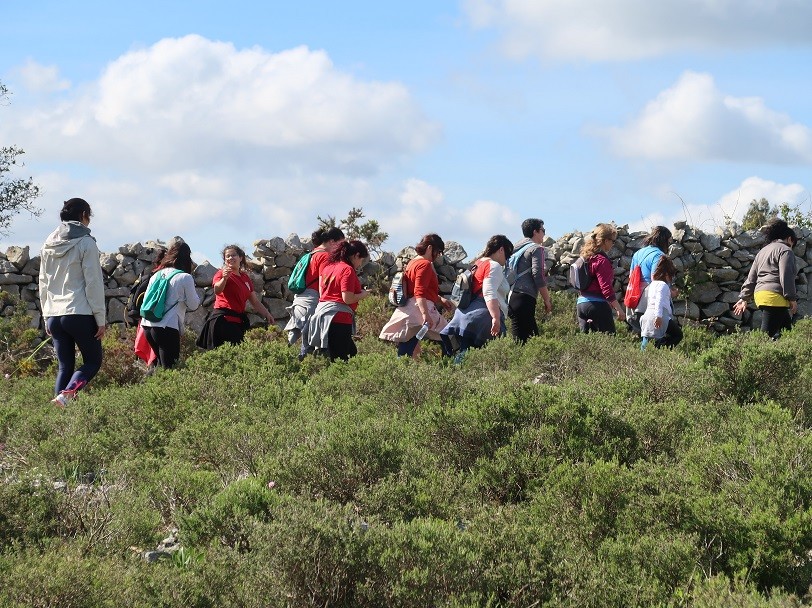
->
[140, 269, 184, 322]
[287, 252, 315, 294]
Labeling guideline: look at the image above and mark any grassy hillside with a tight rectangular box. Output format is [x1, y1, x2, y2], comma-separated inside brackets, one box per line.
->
[2, 293, 812, 607]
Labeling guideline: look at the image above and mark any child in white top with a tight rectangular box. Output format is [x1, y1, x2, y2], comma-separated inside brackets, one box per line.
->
[640, 256, 679, 349]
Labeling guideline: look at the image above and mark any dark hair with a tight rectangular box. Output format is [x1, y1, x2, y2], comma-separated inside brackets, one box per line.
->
[415, 233, 445, 256]
[763, 218, 796, 244]
[481, 235, 514, 260]
[521, 218, 544, 238]
[60, 198, 92, 222]
[161, 242, 194, 274]
[222, 244, 247, 270]
[643, 225, 672, 253]
[652, 255, 677, 282]
[312, 227, 346, 247]
[329, 239, 369, 265]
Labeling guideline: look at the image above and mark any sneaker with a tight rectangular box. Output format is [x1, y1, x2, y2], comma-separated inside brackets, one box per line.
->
[51, 389, 77, 408]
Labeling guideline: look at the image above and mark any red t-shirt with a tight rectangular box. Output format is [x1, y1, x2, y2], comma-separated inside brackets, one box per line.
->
[319, 261, 361, 324]
[404, 257, 440, 305]
[213, 269, 253, 314]
[304, 249, 331, 291]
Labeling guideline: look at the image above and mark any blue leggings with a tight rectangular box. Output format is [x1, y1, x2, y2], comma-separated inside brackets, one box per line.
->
[47, 315, 103, 395]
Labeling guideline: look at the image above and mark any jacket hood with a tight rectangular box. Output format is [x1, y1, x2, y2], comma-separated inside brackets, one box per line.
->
[42, 221, 95, 258]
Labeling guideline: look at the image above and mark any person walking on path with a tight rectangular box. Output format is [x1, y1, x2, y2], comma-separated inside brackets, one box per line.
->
[507, 218, 552, 343]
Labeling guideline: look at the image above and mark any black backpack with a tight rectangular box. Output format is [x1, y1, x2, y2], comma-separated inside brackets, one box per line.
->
[125, 270, 154, 326]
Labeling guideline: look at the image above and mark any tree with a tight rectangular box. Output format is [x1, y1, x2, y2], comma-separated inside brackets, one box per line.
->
[1, 81, 42, 236]
[317, 207, 388, 259]
[740, 198, 776, 231]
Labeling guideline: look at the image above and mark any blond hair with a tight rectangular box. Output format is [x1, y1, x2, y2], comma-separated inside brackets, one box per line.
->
[580, 223, 617, 259]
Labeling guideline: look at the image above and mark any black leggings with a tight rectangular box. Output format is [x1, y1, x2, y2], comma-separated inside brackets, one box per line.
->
[760, 305, 792, 339]
[327, 322, 357, 361]
[577, 301, 616, 334]
[144, 326, 181, 369]
[48, 315, 103, 395]
[508, 292, 539, 343]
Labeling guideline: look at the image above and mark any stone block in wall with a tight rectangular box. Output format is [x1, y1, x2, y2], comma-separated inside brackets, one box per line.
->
[703, 252, 727, 266]
[715, 316, 739, 328]
[265, 280, 284, 299]
[246, 258, 263, 272]
[438, 264, 457, 281]
[0, 260, 17, 273]
[266, 237, 287, 254]
[733, 230, 765, 248]
[105, 287, 130, 297]
[0, 273, 32, 285]
[443, 242, 467, 264]
[275, 253, 297, 268]
[264, 298, 290, 320]
[21, 257, 40, 276]
[379, 252, 396, 268]
[710, 268, 740, 283]
[119, 243, 145, 257]
[719, 290, 742, 304]
[249, 271, 263, 293]
[194, 262, 217, 287]
[727, 257, 743, 269]
[794, 241, 807, 257]
[673, 300, 700, 320]
[1, 285, 20, 298]
[715, 247, 732, 259]
[285, 233, 303, 251]
[700, 233, 722, 251]
[185, 307, 208, 335]
[22, 284, 37, 302]
[796, 257, 808, 272]
[689, 282, 722, 304]
[733, 250, 755, 262]
[5, 246, 29, 269]
[701, 301, 730, 318]
[100, 253, 118, 274]
[723, 238, 740, 251]
[107, 298, 126, 324]
[684, 241, 703, 254]
[264, 266, 289, 280]
[439, 279, 454, 295]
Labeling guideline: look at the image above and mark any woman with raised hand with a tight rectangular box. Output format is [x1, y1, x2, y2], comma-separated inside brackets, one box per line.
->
[140, 241, 200, 369]
[576, 223, 625, 333]
[39, 198, 106, 407]
[284, 227, 345, 358]
[733, 218, 798, 339]
[379, 233, 455, 358]
[197, 244, 274, 350]
[440, 234, 513, 361]
[306, 239, 369, 361]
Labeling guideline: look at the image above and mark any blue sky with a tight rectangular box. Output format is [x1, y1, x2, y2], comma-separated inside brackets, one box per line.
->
[2, 0, 810, 263]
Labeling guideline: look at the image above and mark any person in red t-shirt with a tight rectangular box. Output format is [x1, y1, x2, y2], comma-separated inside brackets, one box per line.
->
[197, 244, 274, 349]
[379, 233, 455, 358]
[316, 240, 370, 361]
[284, 227, 345, 356]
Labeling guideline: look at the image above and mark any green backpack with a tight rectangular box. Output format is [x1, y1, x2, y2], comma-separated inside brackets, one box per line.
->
[287, 251, 316, 294]
[140, 269, 184, 322]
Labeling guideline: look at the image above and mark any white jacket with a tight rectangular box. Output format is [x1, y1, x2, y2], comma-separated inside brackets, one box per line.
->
[39, 221, 106, 327]
[139, 268, 200, 334]
[640, 280, 672, 339]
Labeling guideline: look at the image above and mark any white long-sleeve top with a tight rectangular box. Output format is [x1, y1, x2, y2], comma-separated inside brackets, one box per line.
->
[640, 280, 672, 339]
[480, 258, 510, 316]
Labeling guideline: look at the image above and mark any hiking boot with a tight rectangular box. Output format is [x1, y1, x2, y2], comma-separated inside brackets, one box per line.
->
[51, 389, 77, 408]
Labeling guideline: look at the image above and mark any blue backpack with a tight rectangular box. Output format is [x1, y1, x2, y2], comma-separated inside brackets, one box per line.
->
[507, 242, 537, 284]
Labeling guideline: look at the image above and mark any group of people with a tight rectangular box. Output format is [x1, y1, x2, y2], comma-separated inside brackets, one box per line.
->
[38, 198, 800, 407]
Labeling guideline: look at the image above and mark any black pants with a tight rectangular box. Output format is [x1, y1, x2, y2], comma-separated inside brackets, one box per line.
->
[508, 292, 539, 344]
[760, 305, 792, 339]
[327, 322, 357, 361]
[577, 301, 616, 334]
[144, 326, 181, 369]
[654, 318, 683, 348]
[47, 315, 103, 395]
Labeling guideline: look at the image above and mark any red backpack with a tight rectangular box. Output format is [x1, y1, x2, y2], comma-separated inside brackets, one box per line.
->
[624, 264, 644, 309]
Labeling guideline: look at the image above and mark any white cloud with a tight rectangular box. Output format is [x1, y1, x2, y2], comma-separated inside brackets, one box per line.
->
[627, 177, 809, 233]
[599, 71, 812, 164]
[464, 0, 812, 61]
[13, 60, 71, 93]
[1, 35, 438, 176]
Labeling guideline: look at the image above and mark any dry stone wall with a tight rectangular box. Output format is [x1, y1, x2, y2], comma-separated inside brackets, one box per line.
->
[2, 222, 810, 335]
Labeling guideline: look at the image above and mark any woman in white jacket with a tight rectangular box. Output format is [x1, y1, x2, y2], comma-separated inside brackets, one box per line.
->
[140, 241, 200, 369]
[640, 256, 682, 349]
[39, 198, 106, 407]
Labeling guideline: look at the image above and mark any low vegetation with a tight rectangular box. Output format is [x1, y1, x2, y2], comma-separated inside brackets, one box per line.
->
[2, 291, 812, 606]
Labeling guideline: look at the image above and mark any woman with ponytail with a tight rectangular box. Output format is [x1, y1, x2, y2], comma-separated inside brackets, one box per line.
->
[576, 223, 625, 333]
[39, 198, 106, 407]
[305, 239, 369, 361]
[284, 227, 345, 356]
